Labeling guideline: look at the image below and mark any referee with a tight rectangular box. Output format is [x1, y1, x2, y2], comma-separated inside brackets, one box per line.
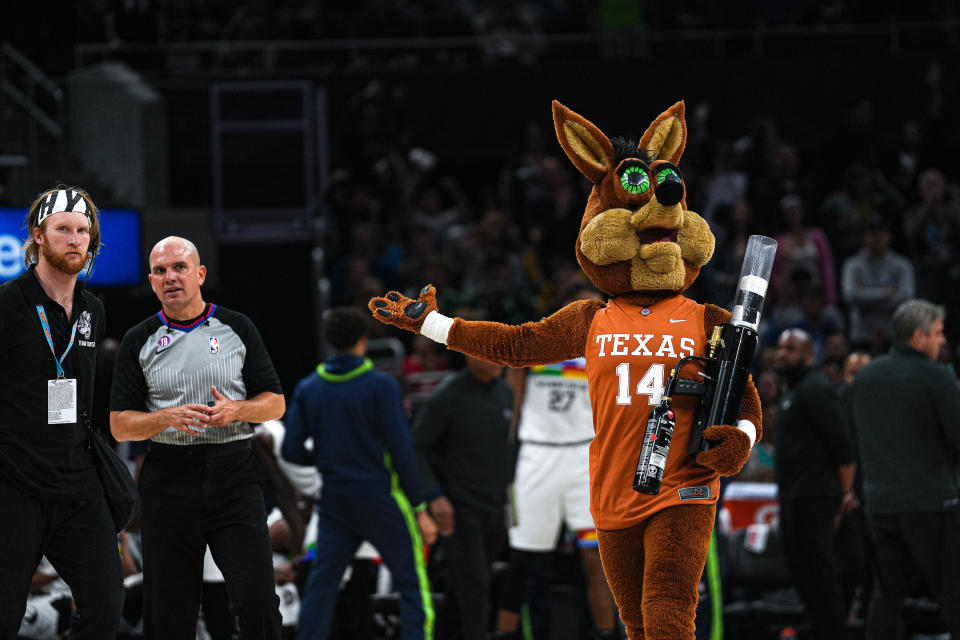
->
[110, 236, 285, 639]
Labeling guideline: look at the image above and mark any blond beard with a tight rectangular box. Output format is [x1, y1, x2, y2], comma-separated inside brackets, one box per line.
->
[40, 239, 87, 276]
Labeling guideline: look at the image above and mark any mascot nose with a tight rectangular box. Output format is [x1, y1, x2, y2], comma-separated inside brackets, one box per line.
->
[655, 172, 684, 207]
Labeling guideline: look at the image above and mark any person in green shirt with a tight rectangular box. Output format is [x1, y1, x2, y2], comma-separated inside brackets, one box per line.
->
[413, 355, 513, 640]
[850, 299, 960, 640]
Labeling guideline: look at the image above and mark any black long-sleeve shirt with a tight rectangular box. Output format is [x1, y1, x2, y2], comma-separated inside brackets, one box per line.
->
[412, 369, 513, 514]
[850, 345, 960, 516]
[775, 368, 855, 502]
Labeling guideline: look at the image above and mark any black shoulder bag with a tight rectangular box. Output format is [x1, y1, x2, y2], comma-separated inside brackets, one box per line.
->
[84, 415, 140, 532]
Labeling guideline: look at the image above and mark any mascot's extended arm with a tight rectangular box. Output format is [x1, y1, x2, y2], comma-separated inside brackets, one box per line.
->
[371, 285, 758, 478]
[369, 284, 605, 367]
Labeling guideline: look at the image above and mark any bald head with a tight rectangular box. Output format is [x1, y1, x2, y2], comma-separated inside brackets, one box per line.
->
[775, 328, 814, 375]
[148, 236, 207, 320]
[779, 328, 812, 347]
[150, 236, 201, 267]
[843, 352, 871, 385]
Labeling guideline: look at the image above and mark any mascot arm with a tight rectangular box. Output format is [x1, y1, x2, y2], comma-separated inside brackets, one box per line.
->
[369, 285, 604, 367]
[447, 299, 604, 367]
[694, 303, 763, 476]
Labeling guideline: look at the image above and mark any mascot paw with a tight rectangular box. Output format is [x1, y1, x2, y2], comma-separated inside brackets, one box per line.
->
[695, 425, 751, 476]
[368, 285, 439, 334]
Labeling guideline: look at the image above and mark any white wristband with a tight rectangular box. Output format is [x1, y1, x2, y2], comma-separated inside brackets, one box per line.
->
[419, 310, 454, 345]
[736, 419, 757, 448]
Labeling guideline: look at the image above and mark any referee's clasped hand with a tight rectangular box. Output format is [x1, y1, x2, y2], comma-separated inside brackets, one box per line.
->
[206, 386, 240, 427]
[164, 403, 212, 436]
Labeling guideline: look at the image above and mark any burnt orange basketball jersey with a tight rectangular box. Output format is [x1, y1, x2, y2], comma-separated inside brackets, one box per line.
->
[585, 295, 719, 530]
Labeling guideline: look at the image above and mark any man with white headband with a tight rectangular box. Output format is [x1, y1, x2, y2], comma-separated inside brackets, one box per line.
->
[0, 186, 123, 637]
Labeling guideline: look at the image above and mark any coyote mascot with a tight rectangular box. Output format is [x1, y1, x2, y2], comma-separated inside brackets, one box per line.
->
[369, 101, 761, 639]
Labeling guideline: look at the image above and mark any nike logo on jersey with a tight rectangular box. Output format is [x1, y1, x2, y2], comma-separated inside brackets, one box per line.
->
[668, 318, 687, 323]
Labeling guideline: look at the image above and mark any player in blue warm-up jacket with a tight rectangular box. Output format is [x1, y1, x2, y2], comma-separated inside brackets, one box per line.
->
[282, 306, 438, 640]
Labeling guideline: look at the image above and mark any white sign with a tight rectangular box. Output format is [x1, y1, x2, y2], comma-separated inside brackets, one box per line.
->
[0, 234, 24, 279]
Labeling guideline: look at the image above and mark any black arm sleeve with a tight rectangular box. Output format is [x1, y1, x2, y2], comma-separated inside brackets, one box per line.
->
[110, 325, 150, 412]
[412, 387, 452, 499]
[218, 309, 283, 398]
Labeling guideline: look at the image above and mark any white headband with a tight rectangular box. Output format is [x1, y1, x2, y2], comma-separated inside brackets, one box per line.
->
[37, 190, 91, 224]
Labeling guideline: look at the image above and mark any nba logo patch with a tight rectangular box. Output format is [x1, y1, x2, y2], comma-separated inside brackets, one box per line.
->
[209, 337, 220, 354]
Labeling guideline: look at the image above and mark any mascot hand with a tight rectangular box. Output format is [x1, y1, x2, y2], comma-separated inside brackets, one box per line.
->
[368, 285, 439, 334]
[695, 425, 751, 476]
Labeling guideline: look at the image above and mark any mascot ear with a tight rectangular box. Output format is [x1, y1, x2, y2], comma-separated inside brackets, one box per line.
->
[552, 100, 616, 185]
[638, 101, 686, 165]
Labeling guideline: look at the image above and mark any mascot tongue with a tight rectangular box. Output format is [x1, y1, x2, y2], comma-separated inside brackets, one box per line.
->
[636, 228, 678, 244]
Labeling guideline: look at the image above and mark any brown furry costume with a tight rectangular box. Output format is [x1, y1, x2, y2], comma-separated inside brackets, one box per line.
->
[369, 101, 762, 639]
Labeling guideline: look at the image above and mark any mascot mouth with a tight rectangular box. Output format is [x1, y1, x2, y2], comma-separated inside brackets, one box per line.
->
[636, 227, 679, 245]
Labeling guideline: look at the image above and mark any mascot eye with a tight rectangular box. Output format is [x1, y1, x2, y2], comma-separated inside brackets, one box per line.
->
[655, 167, 681, 185]
[620, 165, 651, 195]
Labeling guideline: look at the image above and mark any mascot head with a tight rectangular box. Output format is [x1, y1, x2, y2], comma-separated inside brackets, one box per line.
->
[552, 101, 714, 297]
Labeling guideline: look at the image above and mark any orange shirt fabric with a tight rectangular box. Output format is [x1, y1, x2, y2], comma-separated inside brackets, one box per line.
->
[585, 295, 720, 530]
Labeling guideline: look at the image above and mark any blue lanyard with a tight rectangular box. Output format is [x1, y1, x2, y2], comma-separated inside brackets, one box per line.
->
[36, 305, 78, 379]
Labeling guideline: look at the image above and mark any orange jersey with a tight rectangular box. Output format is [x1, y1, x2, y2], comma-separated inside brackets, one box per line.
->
[585, 295, 719, 530]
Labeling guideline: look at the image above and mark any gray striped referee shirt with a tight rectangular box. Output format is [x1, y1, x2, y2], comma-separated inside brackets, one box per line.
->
[110, 303, 283, 445]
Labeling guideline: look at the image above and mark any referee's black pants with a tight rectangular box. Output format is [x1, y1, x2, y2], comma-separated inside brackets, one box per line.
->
[779, 496, 846, 640]
[140, 440, 281, 640]
[0, 480, 123, 639]
[865, 507, 960, 640]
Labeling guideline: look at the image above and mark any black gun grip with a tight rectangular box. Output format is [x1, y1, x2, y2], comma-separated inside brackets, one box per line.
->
[673, 379, 706, 396]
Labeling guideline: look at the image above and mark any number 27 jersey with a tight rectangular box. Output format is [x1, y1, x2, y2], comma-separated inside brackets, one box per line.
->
[585, 295, 719, 530]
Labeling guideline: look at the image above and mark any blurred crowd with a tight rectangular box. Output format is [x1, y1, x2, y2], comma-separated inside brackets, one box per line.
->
[320, 62, 960, 361]
[66, 0, 959, 52]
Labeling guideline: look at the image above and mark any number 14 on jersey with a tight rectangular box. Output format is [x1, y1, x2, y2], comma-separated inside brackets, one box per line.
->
[615, 362, 666, 406]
